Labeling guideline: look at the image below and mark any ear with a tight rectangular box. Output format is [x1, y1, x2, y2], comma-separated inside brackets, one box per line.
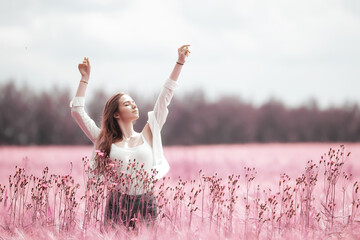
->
[114, 112, 120, 119]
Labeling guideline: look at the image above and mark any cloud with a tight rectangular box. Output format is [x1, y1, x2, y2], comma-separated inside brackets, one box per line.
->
[0, 0, 359, 108]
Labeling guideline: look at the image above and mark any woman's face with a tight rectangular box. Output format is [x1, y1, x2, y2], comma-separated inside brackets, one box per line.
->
[114, 94, 139, 121]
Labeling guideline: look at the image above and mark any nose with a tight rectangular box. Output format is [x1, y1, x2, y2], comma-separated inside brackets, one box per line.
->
[132, 102, 137, 109]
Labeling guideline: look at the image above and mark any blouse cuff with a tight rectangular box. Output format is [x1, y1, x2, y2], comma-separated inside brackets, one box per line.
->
[69, 97, 85, 108]
[164, 78, 179, 90]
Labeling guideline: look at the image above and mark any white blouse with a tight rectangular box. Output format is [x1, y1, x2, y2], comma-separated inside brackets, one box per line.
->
[70, 78, 178, 181]
[109, 133, 153, 170]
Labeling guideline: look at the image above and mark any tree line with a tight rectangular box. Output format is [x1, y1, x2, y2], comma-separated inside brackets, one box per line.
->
[1, 81, 360, 145]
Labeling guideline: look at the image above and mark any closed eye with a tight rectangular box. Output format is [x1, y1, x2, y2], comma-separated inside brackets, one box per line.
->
[123, 100, 135, 106]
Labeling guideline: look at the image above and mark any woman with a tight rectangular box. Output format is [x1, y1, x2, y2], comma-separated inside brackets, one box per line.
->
[70, 45, 190, 228]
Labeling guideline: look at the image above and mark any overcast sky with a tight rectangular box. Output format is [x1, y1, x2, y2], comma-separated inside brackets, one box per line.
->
[1, 0, 359, 108]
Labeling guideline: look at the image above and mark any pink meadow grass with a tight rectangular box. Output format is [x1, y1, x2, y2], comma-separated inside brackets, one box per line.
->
[0, 144, 359, 239]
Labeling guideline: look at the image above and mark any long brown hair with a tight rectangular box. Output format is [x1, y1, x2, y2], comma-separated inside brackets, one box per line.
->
[96, 93, 125, 158]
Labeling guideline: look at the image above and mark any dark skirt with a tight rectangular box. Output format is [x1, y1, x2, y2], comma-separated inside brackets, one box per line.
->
[105, 191, 158, 228]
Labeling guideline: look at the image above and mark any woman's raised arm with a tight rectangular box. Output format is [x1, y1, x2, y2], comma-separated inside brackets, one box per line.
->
[75, 57, 91, 97]
[169, 45, 190, 82]
[153, 45, 190, 127]
[70, 57, 100, 143]
[142, 45, 190, 142]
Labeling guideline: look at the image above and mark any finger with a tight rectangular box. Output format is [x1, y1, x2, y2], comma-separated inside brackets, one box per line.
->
[178, 45, 190, 50]
[182, 45, 190, 51]
[182, 47, 190, 54]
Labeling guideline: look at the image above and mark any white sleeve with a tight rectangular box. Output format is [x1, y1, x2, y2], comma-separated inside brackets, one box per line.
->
[152, 78, 179, 130]
[70, 97, 101, 143]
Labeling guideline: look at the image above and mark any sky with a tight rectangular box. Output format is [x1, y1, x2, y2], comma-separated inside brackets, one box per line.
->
[1, 0, 359, 108]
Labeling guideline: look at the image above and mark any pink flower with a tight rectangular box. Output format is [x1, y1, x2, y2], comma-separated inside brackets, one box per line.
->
[95, 150, 104, 156]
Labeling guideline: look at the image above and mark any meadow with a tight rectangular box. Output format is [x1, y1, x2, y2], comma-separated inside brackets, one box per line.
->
[0, 143, 359, 239]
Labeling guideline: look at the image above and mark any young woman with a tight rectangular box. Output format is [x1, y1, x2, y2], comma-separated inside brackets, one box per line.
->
[70, 45, 190, 228]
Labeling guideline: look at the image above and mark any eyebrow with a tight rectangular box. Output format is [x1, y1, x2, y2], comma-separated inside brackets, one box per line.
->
[123, 100, 135, 104]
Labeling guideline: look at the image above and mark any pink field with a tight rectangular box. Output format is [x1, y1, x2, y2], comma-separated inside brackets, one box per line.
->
[1, 143, 359, 187]
[0, 143, 359, 239]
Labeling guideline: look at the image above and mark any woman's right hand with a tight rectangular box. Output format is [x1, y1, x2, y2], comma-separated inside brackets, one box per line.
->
[78, 57, 91, 80]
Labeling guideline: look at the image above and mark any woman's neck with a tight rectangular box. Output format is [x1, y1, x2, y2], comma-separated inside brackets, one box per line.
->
[117, 120, 135, 139]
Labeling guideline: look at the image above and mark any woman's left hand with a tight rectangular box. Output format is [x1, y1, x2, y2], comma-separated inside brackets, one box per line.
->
[177, 45, 190, 64]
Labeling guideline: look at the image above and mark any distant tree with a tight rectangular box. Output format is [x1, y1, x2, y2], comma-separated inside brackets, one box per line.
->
[0, 81, 29, 144]
[1, 80, 360, 145]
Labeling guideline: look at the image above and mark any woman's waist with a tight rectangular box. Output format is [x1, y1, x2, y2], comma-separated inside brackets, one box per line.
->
[108, 190, 155, 201]
[108, 180, 154, 195]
